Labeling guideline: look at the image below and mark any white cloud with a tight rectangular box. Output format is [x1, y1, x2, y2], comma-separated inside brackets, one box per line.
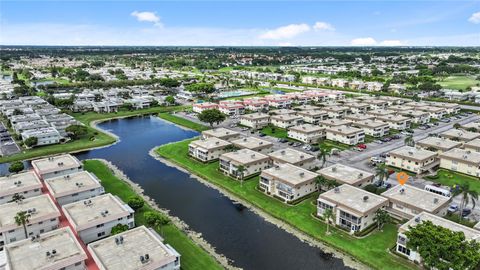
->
[313, 22, 335, 31]
[278, 42, 293, 46]
[468, 11, 480, 24]
[131, 11, 162, 27]
[380, 40, 403, 46]
[350, 37, 377, 46]
[259, 23, 310, 40]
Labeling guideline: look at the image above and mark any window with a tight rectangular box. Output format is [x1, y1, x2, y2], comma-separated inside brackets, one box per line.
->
[397, 245, 410, 256]
[97, 232, 105, 237]
[96, 224, 104, 228]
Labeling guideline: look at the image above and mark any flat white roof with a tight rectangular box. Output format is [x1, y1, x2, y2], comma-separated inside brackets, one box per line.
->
[388, 146, 437, 162]
[439, 148, 480, 165]
[381, 184, 450, 213]
[0, 171, 42, 197]
[220, 149, 269, 165]
[202, 128, 239, 139]
[31, 154, 82, 176]
[440, 129, 480, 141]
[88, 226, 178, 270]
[45, 171, 103, 198]
[5, 227, 87, 270]
[231, 136, 273, 150]
[317, 164, 373, 185]
[289, 124, 324, 134]
[319, 184, 388, 215]
[240, 112, 269, 120]
[268, 148, 314, 164]
[262, 163, 317, 187]
[189, 137, 231, 150]
[0, 194, 60, 233]
[63, 193, 132, 231]
[465, 138, 480, 149]
[400, 212, 480, 241]
[416, 137, 462, 151]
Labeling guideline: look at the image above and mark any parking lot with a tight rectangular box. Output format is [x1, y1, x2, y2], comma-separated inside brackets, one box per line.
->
[0, 123, 21, 157]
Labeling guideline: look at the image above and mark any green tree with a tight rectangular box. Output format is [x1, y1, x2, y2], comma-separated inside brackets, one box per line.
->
[165, 95, 175, 105]
[9, 193, 25, 203]
[373, 209, 391, 231]
[453, 123, 461, 129]
[375, 163, 389, 186]
[65, 125, 88, 139]
[317, 148, 330, 168]
[127, 196, 144, 211]
[24, 137, 38, 147]
[111, 223, 129, 235]
[197, 109, 226, 128]
[144, 211, 170, 236]
[405, 220, 480, 270]
[315, 175, 327, 191]
[185, 83, 215, 94]
[9, 161, 24, 173]
[455, 183, 478, 219]
[14, 211, 31, 238]
[322, 208, 334, 235]
[404, 135, 415, 147]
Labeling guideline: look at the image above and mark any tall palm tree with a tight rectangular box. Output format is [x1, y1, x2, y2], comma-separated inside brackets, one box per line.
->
[375, 163, 389, 186]
[317, 148, 330, 168]
[236, 165, 246, 187]
[325, 179, 338, 190]
[14, 211, 30, 238]
[404, 135, 415, 147]
[373, 209, 391, 231]
[456, 183, 478, 219]
[9, 193, 25, 203]
[316, 175, 327, 191]
[323, 208, 335, 235]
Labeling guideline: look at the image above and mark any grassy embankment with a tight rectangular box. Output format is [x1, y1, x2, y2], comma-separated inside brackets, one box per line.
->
[83, 160, 223, 270]
[426, 169, 480, 193]
[155, 139, 416, 270]
[0, 105, 189, 163]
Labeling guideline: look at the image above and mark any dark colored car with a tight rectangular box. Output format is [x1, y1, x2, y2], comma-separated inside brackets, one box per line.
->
[462, 209, 472, 217]
[310, 146, 320, 152]
[278, 138, 288, 143]
[259, 133, 266, 137]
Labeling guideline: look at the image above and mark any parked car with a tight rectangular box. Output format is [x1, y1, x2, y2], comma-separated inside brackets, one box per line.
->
[293, 142, 303, 147]
[374, 140, 384, 144]
[379, 153, 387, 158]
[310, 146, 319, 152]
[462, 208, 472, 217]
[259, 133, 266, 137]
[357, 144, 367, 149]
[382, 182, 392, 189]
[354, 147, 364, 152]
[278, 138, 288, 143]
[447, 203, 459, 213]
[392, 135, 401, 140]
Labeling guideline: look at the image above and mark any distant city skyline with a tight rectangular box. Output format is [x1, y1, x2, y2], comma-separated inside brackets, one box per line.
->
[1, 1, 479, 46]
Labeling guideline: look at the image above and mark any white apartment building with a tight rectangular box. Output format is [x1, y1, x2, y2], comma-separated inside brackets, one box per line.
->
[345, 103, 370, 114]
[44, 171, 105, 206]
[401, 110, 430, 124]
[201, 128, 240, 141]
[192, 102, 218, 114]
[218, 102, 245, 116]
[418, 106, 446, 119]
[268, 148, 316, 170]
[287, 124, 325, 144]
[219, 149, 272, 179]
[318, 119, 352, 129]
[239, 113, 270, 129]
[317, 184, 388, 233]
[323, 106, 348, 119]
[352, 120, 389, 137]
[376, 115, 411, 130]
[0, 195, 61, 248]
[21, 127, 62, 146]
[188, 137, 232, 162]
[396, 212, 480, 263]
[381, 184, 450, 220]
[416, 137, 462, 154]
[297, 110, 328, 124]
[88, 225, 181, 270]
[325, 125, 365, 145]
[344, 114, 375, 123]
[62, 193, 135, 244]
[243, 98, 269, 112]
[439, 148, 480, 177]
[265, 95, 292, 108]
[317, 164, 374, 188]
[3, 227, 87, 270]
[259, 163, 318, 203]
[386, 146, 438, 174]
[464, 138, 480, 153]
[440, 129, 480, 143]
[0, 171, 42, 205]
[270, 115, 302, 129]
[231, 136, 273, 154]
[31, 154, 83, 180]
[368, 100, 389, 110]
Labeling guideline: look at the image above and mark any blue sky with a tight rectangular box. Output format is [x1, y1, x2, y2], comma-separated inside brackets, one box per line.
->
[0, 1, 479, 46]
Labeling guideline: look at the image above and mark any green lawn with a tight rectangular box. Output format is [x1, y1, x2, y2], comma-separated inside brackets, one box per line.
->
[157, 113, 209, 132]
[0, 106, 189, 163]
[261, 126, 289, 139]
[425, 169, 480, 193]
[155, 139, 416, 270]
[438, 75, 479, 91]
[83, 160, 223, 270]
[317, 139, 351, 152]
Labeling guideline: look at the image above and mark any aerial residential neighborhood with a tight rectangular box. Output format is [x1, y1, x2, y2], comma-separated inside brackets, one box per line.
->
[1, 1, 480, 270]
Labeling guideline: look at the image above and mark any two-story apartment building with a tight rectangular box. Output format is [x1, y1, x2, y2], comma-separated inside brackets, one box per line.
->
[344, 114, 375, 123]
[259, 164, 318, 203]
[439, 129, 480, 143]
[243, 97, 269, 112]
[317, 164, 374, 188]
[201, 128, 240, 141]
[62, 193, 135, 244]
[188, 137, 232, 162]
[416, 137, 462, 154]
[381, 184, 450, 220]
[317, 184, 388, 233]
[287, 124, 325, 144]
[88, 225, 181, 270]
[0, 171, 42, 205]
[352, 120, 389, 137]
[44, 171, 105, 206]
[268, 148, 316, 170]
[401, 110, 430, 124]
[464, 138, 480, 153]
[192, 102, 218, 114]
[386, 146, 438, 174]
[31, 154, 83, 180]
[297, 110, 328, 124]
[325, 125, 365, 145]
[239, 113, 270, 129]
[219, 149, 272, 179]
[0, 195, 61, 248]
[270, 115, 302, 129]
[231, 136, 273, 154]
[439, 148, 480, 177]
[376, 115, 411, 130]
[318, 119, 352, 129]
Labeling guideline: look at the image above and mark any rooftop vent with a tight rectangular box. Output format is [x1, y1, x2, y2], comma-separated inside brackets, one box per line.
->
[399, 187, 405, 194]
[281, 150, 286, 155]
[332, 167, 337, 172]
[115, 236, 124, 245]
[251, 154, 256, 158]
[300, 155, 304, 159]
[334, 187, 340, 193]
[433, 198, 439, 204]
[243, 138, 247, 141]
[57, 162, 64, 167]
[363, 196, 369, 202]
[414, 216, 421, 223]
[299, 172, 305, 177]
[14, 181, 22, 186]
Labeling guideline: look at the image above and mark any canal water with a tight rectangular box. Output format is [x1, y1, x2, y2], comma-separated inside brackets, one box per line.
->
[1, 115, 353, 270]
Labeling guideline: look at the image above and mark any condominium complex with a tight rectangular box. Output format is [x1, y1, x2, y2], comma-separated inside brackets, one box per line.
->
[239, 113, 270, 129]
[31, 154, 83, 180]
[439, 129, 480, 143]
[268, 148, 315, 170]
[231, 136, 274, 153]
[317, 164, 374, 188]
[201, 128, 240, 141]
[188, 137, 232, 162]
[287, 124, 325, 143]
[325, 125, 365, 145]
[439, 148, 480, 177]
[0, 171, 42, 205]
[386, 146, 438, 174]
[219, 149, 271, 178]
[416, 137, 462, 154]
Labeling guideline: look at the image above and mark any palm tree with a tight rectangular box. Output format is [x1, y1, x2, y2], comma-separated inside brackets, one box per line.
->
[373, 209, 391, 231]
[456, 183, 478, 219]
[323, 208, 335, 235]
[325, 179, 338, 191]
[317, 148, 330, 168]
[9, 193, 25, 203]
[236, 165, 246, 187]
[404, 135, 415, 147]
[375, 163, 389, 186]
[14, 211, 30, 238]
[316, 175, 327, 191]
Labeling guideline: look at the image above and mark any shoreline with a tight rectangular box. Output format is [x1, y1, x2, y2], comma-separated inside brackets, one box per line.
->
[149, 145, 369, 270]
